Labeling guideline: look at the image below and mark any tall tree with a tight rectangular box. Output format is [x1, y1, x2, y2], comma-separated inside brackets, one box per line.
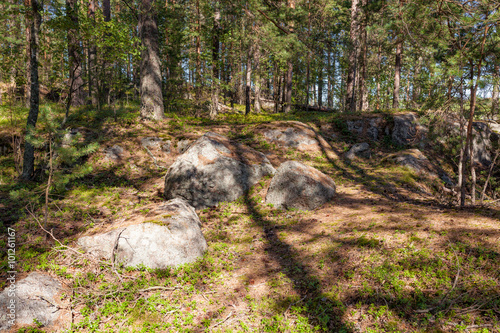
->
[139, 0, 165, 120]
[66, 0, 85, 106]
[210, 1, 221, 119]
[346, 0, 360, 112]
[21, 0, 42, 180]
[392, 39, 402, 109]
[283, 0, 295, 113]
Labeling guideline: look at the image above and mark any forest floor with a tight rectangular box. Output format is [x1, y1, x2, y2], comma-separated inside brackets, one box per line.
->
[0, 104, 499, 332]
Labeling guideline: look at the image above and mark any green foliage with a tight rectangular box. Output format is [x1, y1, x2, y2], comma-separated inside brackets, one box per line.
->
[9, 105, 98, 204]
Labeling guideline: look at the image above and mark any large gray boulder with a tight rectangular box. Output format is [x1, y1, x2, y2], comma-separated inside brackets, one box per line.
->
[266, 161, 336, 210]
[164, 132, 276, 209]
[78, 198, 207, 269]
[0, 272, 69, 331]
[471, 122, 500, 168]
[392, 113, 427, 146]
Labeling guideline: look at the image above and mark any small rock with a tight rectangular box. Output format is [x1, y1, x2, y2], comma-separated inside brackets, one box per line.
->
[61, 128, 81, 148]
[104, 144, 124, 160]
[0, 272, 69, 331]
[177, 139, 191, 154]
[266, 161, 336, 210]
[161, 140, 172, 153]
[345, 142, 371, 160]
[140, 137, 163, 149]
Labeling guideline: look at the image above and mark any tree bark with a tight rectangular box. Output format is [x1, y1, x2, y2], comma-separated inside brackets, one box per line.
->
[359, 17, 368, 111]
[346, 0, 360, 112]
[21, 0, 41, 180]
[67, 0, 85, 106]
[87, 0, 97, 105]
[210, 2, 221, 119]
[318, 60, 323, 108]
[284, 61, 292, 113]
[327, 46, 333, 108]
[195, 0, 201, 98]
[254, 42, 261, 113]
[139, 0, 165, 120]
[392, 40, 402, 109]
[283, 0, 295, 113]
[412, 55, 422, 107]
[245, 45, 252, 115]
[492, 61, 499, 116]
[306, 52, 310, 107]
[100, 0, 111, 105]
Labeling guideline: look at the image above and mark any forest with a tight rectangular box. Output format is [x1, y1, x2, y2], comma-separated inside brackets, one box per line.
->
[0, 0, 500, 332]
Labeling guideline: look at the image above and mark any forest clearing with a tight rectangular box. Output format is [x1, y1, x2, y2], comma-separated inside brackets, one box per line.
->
[1, 0, 500, 331]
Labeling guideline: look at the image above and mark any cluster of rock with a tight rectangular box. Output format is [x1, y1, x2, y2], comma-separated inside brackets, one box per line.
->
[164, 131, 336, 211]
[342, 112, 499, 171]
[78, 130, 336, 274]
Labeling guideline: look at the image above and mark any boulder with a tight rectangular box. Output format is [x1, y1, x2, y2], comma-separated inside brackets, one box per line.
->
[345, 142, 371, 160]
[266, 161, 336, 210]
[164, 132, 275, 209]
[471, 122, 497, 168]
[389, 149, 454, 186]
[78, 198, 207, 269]
[258, 121, 338, 158]
[392, 113, 427, 146]
[0, 272, 69, 331]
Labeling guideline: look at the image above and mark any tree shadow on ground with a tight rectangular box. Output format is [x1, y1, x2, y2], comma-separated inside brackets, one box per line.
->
[310, 126, 500, 221]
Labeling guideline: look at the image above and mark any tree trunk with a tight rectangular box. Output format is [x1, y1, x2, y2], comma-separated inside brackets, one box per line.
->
[88, 0, 97, 105]
[274, 66, 280, 113]
[245, 45, 252, 115]
[392, 40, 402, 109]
[306, 52, 310, 107]
[254, 42, 261, 113]
[139, 0, 165, 120]
[412, 55, 422, 107]
[346, 0, 360, 112]
[100, 0, 111, 105]
[492, 61, 499, 116]
[458, 66, 466, 206]
[284, 62, 292, 113]
[359, 18, 368, 111]
[21, 0, 41, 180]
[376, 43, 381, 109]
[67, 0, 85, 106]
[327, 46, 333, 108]
[283, 0, 294, 113]
[467, 63, 477, 205]
[210, 2, 221, 119]
[195, 0, 201, 98]
[318, 61, 323, 108]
